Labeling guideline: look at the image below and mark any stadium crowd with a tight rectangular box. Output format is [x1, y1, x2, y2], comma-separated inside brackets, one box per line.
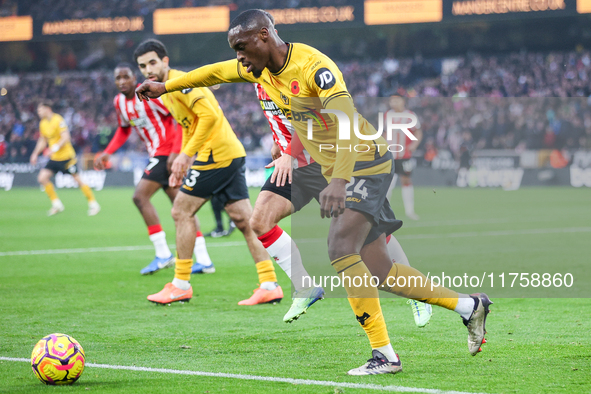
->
[1, 50, 591, 164]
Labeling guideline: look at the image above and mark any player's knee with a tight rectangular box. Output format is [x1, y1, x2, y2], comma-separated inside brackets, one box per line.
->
[232, 212, 250, 233]
[327, 235, 356, 261]
[248, 213, 269, 237]
[170, 205, 182, 222]
[37, 173, 46, 184]
[132, 193, 145, 209]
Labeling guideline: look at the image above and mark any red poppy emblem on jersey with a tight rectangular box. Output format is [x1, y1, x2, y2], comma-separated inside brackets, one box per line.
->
[290, 80, 300, 95]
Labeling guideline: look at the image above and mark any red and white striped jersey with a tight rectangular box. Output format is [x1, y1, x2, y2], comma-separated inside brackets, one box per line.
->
[255, 83, 313, 169]
[385, 109, 421, 160]
[113, 92, 176, 157]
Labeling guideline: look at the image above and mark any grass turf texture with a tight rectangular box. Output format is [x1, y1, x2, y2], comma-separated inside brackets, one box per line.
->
[0, 186, 589, 393]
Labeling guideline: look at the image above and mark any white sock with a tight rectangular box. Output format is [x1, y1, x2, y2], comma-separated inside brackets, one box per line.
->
[193, 235, 212, 266]
[264, 229, 310, 291]
[386, 235, 410, 266]
[172, 277, 191, 290]
[374, 343, 398, 362]
[52, 199, 63, 207]
[149, 231, 172, 259]
[455, 295, 476, 320]
[401, 185, 415, 215]
[260, 281, 278, 291]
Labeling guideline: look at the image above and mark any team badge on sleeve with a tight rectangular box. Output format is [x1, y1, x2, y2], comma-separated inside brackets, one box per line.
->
[181, 88, 193, 94]
[314, 68, 336, 90]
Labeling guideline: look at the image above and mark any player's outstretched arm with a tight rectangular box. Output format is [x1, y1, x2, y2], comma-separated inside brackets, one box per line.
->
[165, 60, 250, 93]
[136, 80, 167, 101]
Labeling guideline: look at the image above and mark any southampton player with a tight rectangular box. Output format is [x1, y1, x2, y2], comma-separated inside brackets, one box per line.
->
[385, 95, 423, 220]
[136, 11, 492, 374]
[30, 100, 100, 216]
[94, 63, 213, 275]
[252, 82, 431, 327]
[133, 39, 283, 305]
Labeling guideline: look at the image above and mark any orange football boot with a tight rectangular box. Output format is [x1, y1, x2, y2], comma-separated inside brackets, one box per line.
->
[238, 285, 283, 305]
[147, 283, 192, 304]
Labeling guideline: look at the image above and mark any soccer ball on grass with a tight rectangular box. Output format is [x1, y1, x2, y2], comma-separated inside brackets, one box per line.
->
[30, 333, 85, 385]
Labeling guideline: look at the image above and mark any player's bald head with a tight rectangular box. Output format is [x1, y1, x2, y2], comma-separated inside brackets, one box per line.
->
[229, 9, 274, 35]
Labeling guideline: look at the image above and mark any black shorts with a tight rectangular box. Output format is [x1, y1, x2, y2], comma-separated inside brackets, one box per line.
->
[261, 162, 328, 213]
[394, 158, 413, 176]
[289, 161, 402, 245]
[45, 158, 78, 174]
[142, 156, 170, 187]
[180, 157, 249, 206]
[344, 161, 403, 244]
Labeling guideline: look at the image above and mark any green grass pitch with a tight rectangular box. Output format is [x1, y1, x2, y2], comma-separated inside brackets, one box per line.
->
[0, 186, 589, 393]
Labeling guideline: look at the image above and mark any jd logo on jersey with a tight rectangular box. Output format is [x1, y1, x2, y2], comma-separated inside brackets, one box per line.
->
[314, 68, 336, 90]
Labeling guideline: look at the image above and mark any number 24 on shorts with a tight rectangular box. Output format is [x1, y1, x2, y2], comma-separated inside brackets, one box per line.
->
[345, 177, 368, 199]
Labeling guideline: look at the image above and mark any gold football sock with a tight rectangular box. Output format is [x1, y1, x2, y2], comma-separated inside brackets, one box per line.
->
[332, 254, 390, 349]
[80, 184, 95, 202]
[380, 263, 459, 311]
[256, 260, 277, 283]
[174, 258, 192, 281]
[44, 182, 59, 202]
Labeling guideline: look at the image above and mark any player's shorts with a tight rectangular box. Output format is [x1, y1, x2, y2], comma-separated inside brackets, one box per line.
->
[288, 161, 401, 245]
[45, 158, 78, 174]
[180, 157, 249, 206]
[394, 158, 413, 176]
[261, 162, 328, 213]
[142, 156, 170, 187]
[345, 160, 403, 245]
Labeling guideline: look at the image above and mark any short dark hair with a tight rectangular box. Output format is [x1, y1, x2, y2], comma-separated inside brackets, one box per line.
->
[115, 62, 135, 72]
[133, 39, 168, 63]
[229, 9, 273, 31]
[37, 99, 53, 109]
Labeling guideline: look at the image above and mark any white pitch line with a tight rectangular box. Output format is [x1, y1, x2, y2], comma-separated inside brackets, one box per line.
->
[0, 357, 487, 394]
[1, 227, 590, 257]
[0, 241, 246, 257]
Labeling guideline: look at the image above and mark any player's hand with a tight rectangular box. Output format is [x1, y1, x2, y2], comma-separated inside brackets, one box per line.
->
[265, 153, 293, 187]
[93, 152, 111, 170]
[271, 143, 281, 161]
[171, 153, 191, 183]
[168, 173, 183, 188]
[136, 80, 167, 101]
[167, 153, 179, 173]
[319, 178, 347, 219]
[30, 153, 38, 165]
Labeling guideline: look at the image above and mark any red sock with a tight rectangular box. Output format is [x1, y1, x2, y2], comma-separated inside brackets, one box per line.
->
[258, 225, 283, 248]
[196, 231, 203, 237]
[148, 224, 163, 235]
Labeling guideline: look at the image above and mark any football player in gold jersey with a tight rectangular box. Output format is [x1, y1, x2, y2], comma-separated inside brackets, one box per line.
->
[133, 39, 283, 306]
[30, 101, 100, 216]
[136, 10, 492, 375]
